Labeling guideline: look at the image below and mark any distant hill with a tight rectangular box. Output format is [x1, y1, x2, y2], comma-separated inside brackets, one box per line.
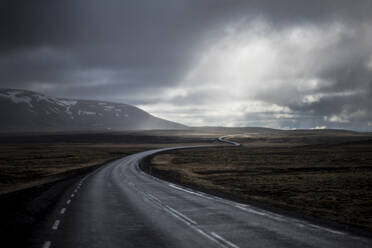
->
[0, 89, 186, 132]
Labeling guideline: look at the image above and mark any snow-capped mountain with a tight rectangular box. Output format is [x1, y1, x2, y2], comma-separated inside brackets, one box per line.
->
[0, 89, 186, 132]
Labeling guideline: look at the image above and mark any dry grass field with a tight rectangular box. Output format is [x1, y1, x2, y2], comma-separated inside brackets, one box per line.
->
[1, 128, 371, 242]
[146, 130, 372, 233]
[0, 144, 156, 194]
[0, 130, 215, 194]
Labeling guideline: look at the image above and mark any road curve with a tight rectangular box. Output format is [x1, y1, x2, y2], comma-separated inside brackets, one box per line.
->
[30, 137, 371, 248]
[217, 135, 241, 146]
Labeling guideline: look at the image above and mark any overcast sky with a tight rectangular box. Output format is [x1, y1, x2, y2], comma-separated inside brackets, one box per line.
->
[1, 0, 372, 130]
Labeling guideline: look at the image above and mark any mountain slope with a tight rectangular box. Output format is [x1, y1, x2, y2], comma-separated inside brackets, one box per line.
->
[0, 89, 186, 132]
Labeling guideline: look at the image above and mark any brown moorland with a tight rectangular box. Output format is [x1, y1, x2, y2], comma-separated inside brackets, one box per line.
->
[145, 130, 372, 233]
[0, 130, 216, 194]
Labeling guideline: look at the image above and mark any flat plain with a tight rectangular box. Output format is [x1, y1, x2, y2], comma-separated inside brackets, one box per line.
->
[1, 128, 372, 242]
[0, 130, 216, 194]
[146, 129, 372, 233]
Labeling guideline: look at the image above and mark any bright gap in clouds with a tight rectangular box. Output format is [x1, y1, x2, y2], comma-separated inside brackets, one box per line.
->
[141, 20, 369, 129]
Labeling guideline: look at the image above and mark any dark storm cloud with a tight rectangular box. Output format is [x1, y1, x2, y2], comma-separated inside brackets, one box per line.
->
[0, 0, 371, 129]
[0, 0, 231, 88]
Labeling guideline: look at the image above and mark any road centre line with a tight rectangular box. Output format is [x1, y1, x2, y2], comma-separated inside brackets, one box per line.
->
[52, 220, 60, 230]
[42, 241, 52, 248]
[194, 228, 238, 248]
[155, 198, 239, 248]
[210, 232, 240, 248]
[165, 206, 197, 225]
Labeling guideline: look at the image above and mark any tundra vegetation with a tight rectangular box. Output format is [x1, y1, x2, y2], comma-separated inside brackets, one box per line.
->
[0, 130, 215, 194]
[146, 130, 372, 233]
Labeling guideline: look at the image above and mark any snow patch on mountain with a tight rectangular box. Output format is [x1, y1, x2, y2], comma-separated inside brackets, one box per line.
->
[0, 88, 186, 131]
[0, 91, 33, 107]
[103, 105, 115, 111]
[33, 94, 56, 105]
[56, 99, 77, 114]
[78, 110, 96, 115]
[56, 99, 77, 106]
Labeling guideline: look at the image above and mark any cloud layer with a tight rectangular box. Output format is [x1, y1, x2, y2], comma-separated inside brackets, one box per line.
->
[1, 0, 372, 130]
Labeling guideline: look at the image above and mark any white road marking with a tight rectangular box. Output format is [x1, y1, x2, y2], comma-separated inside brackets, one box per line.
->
[210, 232, 240, 248]
[235, 205, 284, 220]
[66, 199, 71, 204]
[42, 241, 52, 248]
[235, 205, 266, 216]
[236, 203, 344, 235]
[195, 229, 222, 244]
[52, 220, 60, 230]
[71, 194, 75, 198]
[80, 176, 88, 184]
[165, 208, 191, 225]
[163, 208, 238, 248]
[168, 184, 207, 198]
[236, 204, 344, 235]
[193, 228, 235, 248]
[166, 206, 197, 225]
[143, 193, 163, 208]
[74, 189, 78, 193]
[143, 196, 160, 208]
[60, 208, 66, 214]
[182, 206, 218, 212]
[307, 224, 345, 235]
[161, 204, 241, 248]
[146, 193, 160, 202]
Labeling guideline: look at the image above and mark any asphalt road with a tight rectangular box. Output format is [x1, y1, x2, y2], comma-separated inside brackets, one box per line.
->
[30, 138, 372, 248]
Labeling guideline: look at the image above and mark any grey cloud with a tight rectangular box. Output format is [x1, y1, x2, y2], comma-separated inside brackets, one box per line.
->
[250, 21, 372, 129]
[1, 0, 372, 130]
[0, 0, 239, 98]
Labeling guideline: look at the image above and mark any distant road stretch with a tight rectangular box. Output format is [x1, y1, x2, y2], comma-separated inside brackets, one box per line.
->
[31, 136, 371, 248]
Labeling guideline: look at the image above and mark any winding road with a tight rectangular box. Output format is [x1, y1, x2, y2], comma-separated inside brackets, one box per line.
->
[30, 137, 372, 248]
